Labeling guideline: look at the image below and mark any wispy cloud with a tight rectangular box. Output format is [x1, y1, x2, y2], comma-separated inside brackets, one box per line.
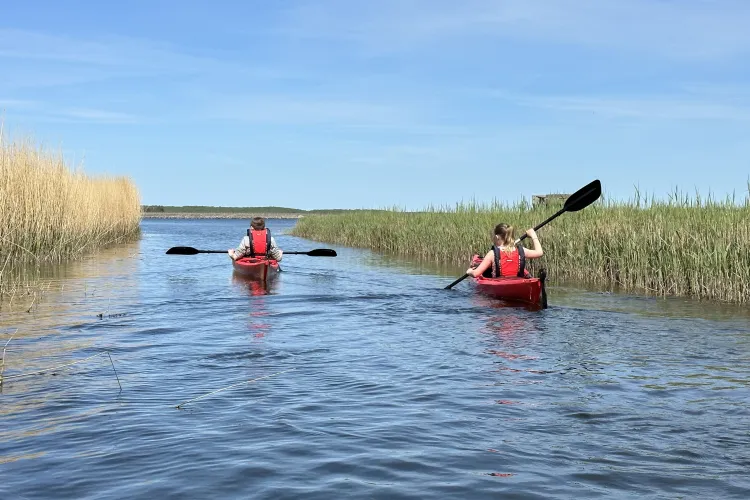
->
[486, 88, 750, 122]
[0, 99, 38, 109]
[0, 29, 217, 71]
[62, 107, 138, 124]
[200, 92, 472, 136]
[0, 28, 292, 91]
[531, 96, 750, 121]
[0, 99, 139, 124]
[206, 94, 406, 126]
[276, 0, 750, 61]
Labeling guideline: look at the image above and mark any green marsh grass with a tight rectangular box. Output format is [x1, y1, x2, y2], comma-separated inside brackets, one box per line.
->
[0, 125, 141, 296]
[291, 190, 750, 303]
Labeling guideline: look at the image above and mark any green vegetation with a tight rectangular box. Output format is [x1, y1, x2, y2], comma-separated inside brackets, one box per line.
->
[291, 190, 750, 303]
[141, 205, 386, 216]
[143, 205, 305, 214]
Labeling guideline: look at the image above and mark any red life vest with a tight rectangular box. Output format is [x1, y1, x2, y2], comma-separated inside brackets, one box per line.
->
[491, 245, 528, 278]
[246, 228, 271, 257]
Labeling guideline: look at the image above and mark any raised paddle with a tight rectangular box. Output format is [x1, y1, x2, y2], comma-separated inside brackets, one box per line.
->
[443, 179, 602, 290]
[166, 246, 337, 257]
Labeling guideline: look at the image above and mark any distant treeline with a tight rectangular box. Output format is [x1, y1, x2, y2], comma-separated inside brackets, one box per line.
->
[141, 205, 386, 215]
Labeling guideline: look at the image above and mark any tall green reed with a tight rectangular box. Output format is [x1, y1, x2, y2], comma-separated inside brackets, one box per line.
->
[291, 190, 750, 303]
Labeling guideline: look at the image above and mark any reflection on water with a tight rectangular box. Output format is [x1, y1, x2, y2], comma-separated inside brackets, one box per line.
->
[361, 251, 466, 277]
[1, 239, 141, 404]
[231, 274, 277, 297]
[230, 274, 277, 340]
[471, 291, 545, 313]
[1, 218, 749, 499]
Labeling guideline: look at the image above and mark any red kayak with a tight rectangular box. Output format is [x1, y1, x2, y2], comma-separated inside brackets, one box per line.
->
[470, 255, 547, 308]
[232, 257, 280, 281]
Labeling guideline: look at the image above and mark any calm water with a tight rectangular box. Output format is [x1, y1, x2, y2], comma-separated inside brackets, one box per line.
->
[1, 219, 749, 499]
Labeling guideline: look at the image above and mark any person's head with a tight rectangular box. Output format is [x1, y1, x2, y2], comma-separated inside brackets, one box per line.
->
[493, 223, 515, 249]
[250, 217, 266, 230]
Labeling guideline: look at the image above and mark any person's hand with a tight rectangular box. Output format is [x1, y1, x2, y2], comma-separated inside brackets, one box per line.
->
[228, 249, 236, 260]
[465, 268, 476, 277]
[526, 228, 538, 240]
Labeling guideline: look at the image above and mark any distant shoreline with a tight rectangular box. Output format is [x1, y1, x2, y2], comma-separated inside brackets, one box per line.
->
[141, 213, 304, 219]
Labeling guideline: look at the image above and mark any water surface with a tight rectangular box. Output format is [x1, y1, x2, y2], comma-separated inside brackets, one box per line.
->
[1, 219, 748, 499]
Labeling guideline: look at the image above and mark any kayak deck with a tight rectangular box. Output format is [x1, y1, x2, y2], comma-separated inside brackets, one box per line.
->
[232, 257, 280, 281]
[470, 255, 548, 308]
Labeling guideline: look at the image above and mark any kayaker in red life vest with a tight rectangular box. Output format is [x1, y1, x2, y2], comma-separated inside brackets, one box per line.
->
[228, 217, 283, 262]
[466, 224, 543, 278]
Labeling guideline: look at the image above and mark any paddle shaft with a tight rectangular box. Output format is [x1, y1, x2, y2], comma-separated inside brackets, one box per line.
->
[515, 206, 565, 243]
[444, 273, 470, 290]
[165, 246, 336, 256]
[444, 213, 560, 289]
[444, 179, 601, 290]
[283, 251, 332, 255]
[445, 212, 560, 289]
[192, 250, 325, 255]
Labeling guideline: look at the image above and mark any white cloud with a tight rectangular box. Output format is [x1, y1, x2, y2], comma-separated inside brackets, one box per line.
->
[0, 99, 139, 124]
[276, 0, 750, 60]
[0, 29, 214, 71]
[486, 88, 750, 121]
[62, 107, 139, 124]
[207, 94, 405, 125]
[0, 29, 293, 91]
[201, 92, 472, 135]
[0, 99, 39, 109]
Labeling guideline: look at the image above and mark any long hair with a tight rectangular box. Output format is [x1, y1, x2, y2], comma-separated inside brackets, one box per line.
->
[493, 223, 515, 255]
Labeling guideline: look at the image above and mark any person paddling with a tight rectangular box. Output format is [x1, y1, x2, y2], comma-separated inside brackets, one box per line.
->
[228, 217, 283, 262]
[466, 224, 543, 279]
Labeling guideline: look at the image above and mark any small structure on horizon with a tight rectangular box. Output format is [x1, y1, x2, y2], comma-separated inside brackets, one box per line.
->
[532, 193, 569, 208]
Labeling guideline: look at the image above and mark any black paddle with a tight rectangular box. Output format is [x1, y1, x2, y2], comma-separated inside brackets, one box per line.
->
[444, 179, 602, 290]
[166, 246, 337, 257]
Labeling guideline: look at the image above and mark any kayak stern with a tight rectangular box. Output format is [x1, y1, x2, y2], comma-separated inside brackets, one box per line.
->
[232, 257, 280, 281]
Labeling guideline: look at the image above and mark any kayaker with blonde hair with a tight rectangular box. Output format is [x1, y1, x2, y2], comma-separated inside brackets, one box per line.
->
[228, 217, 283, 262]
[466, 223, 542, 278]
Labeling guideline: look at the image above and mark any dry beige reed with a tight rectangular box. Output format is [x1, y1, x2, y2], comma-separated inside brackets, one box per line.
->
[0, 123, 141, 295]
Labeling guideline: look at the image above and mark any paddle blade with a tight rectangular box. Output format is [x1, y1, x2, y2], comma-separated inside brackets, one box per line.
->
[563, 179, 601, 212]
[307, 249, 337, 257]
[283, 249, 338, 256]
[166, 246, 200, 255]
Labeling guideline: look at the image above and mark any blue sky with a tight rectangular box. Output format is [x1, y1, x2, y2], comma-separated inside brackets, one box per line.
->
[1, 0, 749, 209]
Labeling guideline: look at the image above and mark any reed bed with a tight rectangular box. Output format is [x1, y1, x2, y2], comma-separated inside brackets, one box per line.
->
[0, 125, 141, 295]
[291, 190, 750, 303]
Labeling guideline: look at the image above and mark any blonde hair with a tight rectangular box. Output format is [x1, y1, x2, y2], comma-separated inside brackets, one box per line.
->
[493, 223, 515, 255]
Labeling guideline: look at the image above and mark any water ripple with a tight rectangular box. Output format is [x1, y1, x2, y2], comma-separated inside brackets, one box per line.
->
[1, 219, 749, 499]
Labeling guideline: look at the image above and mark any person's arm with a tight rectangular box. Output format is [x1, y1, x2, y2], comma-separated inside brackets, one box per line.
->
[466, 251, 493, 277]
[523, 228, 544, 258]
[228, 236, 249, 261]
[269, 237, 283, 261]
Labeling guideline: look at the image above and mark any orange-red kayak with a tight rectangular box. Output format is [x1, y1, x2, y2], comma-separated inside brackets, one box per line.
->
[232, 257, 280, 281]
[470, 255, 547, 308]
